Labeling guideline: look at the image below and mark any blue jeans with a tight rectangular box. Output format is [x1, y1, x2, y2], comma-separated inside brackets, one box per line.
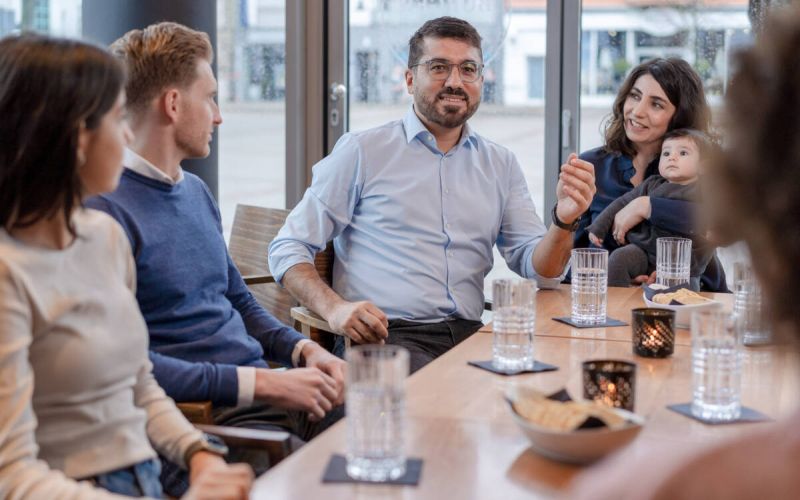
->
[90, 458, 163, 498]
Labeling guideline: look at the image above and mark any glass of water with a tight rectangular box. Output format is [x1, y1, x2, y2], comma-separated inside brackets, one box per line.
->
[656, 237, 692, 288]
[345, 345, 409, 481]
[733, 261, 771, 346]
[691, 311, 742, 422]
[571, 248, 608, 325]
[492, 279, 536, 371]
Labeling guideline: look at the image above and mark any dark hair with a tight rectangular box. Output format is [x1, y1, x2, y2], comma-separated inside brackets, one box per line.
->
[604, 58, 711, 158]
[708, 6, 800, 336]
[0, 34, 125, 235]
[662, 128, 715, 157]
[408, 16, 482, 68]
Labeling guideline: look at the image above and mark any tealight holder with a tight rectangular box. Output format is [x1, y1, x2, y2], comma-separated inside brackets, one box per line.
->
[632, 308, 676, 358]
[582, 360, 636, 411]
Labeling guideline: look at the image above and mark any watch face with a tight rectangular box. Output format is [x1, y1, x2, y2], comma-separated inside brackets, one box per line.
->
[203, 433, 230, 455]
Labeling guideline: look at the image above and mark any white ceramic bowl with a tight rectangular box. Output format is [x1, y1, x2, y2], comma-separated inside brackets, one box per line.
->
[507, 389, 645, 465]
[642, 292, 722, 329]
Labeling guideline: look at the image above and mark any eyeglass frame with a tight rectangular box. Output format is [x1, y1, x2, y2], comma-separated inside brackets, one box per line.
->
[409, 58, 485, 83]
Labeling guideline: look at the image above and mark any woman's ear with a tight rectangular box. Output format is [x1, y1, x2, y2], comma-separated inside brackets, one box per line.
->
[76, 121, 89, 167]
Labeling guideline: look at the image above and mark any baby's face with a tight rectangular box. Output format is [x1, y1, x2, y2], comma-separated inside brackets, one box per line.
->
[658, 136, 700, 184]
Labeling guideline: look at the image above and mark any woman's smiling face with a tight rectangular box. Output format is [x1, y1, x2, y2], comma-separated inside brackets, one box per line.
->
[623, 73, 677, 152]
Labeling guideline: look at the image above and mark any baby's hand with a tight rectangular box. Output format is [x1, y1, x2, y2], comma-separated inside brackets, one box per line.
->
[588, 233, 603, 247]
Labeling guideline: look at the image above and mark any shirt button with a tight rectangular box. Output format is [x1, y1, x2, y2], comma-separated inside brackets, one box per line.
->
[449, 251, 455, 257]
[428, 135, 433, 141]
[444, 189, 450, 194]
[446, 223, 451, 228]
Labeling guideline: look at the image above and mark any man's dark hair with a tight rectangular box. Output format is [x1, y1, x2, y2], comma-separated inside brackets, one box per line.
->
[0, 34, 125, 236]
[407, 16, 483, 67]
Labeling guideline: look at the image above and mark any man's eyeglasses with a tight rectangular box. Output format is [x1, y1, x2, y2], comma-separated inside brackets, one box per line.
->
[410, 59, 484, 83]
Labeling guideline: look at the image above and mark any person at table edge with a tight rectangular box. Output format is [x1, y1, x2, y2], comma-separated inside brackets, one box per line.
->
[268, 16, 597, 373]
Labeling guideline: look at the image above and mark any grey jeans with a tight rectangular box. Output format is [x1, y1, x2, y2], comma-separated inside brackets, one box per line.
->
[333, 318, 483, 374]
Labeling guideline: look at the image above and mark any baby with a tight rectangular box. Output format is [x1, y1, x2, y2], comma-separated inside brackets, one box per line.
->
[587, 128, 715, 289]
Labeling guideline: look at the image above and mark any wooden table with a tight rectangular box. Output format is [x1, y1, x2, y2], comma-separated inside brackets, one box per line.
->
[252, 286, 796, 499]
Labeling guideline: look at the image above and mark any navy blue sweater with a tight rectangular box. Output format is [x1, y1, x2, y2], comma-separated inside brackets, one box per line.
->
[86, 169, 305, 406]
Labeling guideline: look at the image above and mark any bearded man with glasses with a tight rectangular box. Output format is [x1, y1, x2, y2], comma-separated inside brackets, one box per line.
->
[270, 16, 596, 373]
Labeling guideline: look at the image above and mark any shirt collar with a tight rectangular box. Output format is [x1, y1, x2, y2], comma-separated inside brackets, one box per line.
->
[402, 106, 479, 151]
[123, 148, 184, 185]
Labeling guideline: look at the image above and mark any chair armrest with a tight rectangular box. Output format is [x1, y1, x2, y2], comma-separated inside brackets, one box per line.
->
[196, 424, 292, 466]
[290, 306, 344, 336]
[177, 401, 214, 425]
[242, 274, 276, 286]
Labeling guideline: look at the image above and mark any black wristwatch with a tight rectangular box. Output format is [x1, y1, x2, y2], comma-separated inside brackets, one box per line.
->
[185, 433, 229, 465]
[551, 203, 580, 232]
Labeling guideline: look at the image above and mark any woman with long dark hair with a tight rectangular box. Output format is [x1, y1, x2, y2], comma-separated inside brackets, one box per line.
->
[0, 35, 251, 499]
[570, 57, 725, 290]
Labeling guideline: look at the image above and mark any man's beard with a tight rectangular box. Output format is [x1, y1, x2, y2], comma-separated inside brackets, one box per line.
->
[414, 86, 480, 129]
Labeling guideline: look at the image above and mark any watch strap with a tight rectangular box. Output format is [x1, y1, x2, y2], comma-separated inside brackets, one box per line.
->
[551, 203, 580, 232]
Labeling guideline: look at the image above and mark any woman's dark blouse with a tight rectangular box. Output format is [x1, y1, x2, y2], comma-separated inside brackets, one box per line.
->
[574, 147, 727, 292]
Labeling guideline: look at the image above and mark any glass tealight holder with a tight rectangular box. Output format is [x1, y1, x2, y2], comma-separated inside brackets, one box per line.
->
[582, 360, 637, 411]
[631, 308, 676, 358]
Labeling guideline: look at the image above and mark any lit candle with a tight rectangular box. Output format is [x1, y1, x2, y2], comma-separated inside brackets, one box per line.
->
[632, 308, 675, 358]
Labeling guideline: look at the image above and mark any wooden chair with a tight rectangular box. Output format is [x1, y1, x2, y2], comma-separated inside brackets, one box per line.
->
[227, 204, 340, 349]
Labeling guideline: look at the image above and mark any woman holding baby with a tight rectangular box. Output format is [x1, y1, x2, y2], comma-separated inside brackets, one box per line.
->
[567, 57, 726, 291]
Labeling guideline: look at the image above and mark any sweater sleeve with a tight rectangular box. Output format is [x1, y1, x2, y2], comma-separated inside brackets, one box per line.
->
[133, 360, 203, 469]
[0, 263, 135, 500]
[148, 350, 240, 407]
[225, 253, 305, 367]
[587, 180, 650, 240]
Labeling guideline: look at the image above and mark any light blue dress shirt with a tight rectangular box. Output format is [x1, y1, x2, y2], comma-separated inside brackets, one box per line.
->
[269, 107, 560, 323]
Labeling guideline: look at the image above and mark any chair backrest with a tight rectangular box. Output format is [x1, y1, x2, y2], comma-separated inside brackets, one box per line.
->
[228, 204, 333, 325]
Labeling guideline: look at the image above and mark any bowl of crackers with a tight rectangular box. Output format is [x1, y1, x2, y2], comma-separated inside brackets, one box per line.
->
[642, 284, 722, 328]
[506, 387, 644, 464]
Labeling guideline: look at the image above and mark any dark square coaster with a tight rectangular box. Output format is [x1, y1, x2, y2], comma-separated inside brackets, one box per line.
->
[467, 359, 558, 376]
[552, 316, 628, 328]
[667, 403, 771, 425]
[321, 454, 423, 485]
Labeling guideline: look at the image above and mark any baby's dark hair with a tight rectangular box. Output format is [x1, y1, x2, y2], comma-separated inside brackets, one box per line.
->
[662, 128, 717, 158]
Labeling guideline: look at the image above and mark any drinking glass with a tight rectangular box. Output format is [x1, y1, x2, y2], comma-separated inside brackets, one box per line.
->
[346, 345, 409, 481]
[733, 261, 771, 345]
[656, 237, 692, 287]
[492, 279, 536, 371]
[691, 311, 742, 422]
[571, 248, 608, 325]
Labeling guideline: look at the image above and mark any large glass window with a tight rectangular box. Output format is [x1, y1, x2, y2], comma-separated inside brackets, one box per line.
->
[348, 0, 547, 293]
[217, 0, 286, 236]
[0, 0, 82, 38]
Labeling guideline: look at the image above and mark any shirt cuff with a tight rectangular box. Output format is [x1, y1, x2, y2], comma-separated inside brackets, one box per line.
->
[291, 339, 314, 367]
[235, 366, 256, 407]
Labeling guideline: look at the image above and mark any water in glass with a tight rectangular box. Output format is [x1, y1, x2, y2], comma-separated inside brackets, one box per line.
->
[733, 261, 771, 345]
[492, 279, 536, 371]
[570, 248, 608, 324]
[656, 237, 692, 287]
[691, 311, 742, 422]
[346, 345, 408, 481]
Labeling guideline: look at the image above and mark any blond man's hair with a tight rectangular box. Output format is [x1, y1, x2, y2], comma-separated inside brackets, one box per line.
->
[110, 21, 213, 115]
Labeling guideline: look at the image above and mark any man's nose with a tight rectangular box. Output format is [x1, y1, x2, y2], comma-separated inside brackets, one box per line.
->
[444, 65, 464, 88]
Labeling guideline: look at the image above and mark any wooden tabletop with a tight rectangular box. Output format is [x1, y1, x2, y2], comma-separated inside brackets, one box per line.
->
[252, 286, 795, 500]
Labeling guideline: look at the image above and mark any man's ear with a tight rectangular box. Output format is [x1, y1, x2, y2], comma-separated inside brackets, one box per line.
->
[405, 68, 415, 95]
[161, 88, 181, 123]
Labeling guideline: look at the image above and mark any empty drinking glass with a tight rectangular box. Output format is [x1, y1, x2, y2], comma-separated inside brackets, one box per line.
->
[346, 345, 409, 481]
[733, 261, 771, 346]
[656, 237, 692, 288]
[571, 248, 608, 325]
[691, 311, 742, 422]
[492, 279, 536, 371]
